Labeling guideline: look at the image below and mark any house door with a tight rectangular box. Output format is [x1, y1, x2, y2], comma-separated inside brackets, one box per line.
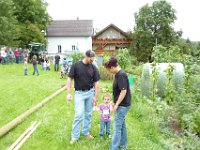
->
[58, 45, 61, 53]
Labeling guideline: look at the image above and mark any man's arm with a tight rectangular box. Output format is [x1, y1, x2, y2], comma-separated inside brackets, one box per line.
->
[66, 77, 73, 101]
[93, 81, 100, 106]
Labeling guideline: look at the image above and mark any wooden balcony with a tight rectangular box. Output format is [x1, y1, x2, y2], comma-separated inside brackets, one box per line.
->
[92, 39, 131, 45]
[94, 50, 116, 55]
[92, 38, 132, 55]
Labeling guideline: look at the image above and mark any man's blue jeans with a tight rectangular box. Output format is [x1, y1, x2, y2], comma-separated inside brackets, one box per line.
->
[100, 120, 111, 137]
[71, 88, 94, 140]
[32, 65, 39, 75]
[109, 106, 130, 150]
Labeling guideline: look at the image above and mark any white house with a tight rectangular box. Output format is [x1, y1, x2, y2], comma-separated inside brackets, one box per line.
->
[46, 19, 93, 56]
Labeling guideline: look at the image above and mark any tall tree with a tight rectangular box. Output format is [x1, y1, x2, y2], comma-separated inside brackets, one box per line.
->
[130, 0, 182, 62]
[0, 0, 19, 46]
[12, 0, 52, 48]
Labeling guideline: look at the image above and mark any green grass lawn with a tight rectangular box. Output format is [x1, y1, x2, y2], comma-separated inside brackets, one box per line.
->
[0, 64, 169, 150]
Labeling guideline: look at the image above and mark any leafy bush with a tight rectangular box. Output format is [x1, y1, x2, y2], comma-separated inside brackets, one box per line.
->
[181, 110, 200, 135]
[116, 49, 130, 69]
[98, 66, 113, 80]
[126, 64, 143, 76]
[70, 52, 84, 63]
[152, 45, 183, 63]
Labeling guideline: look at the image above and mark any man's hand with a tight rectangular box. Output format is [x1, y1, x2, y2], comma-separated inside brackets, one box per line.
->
[66, 93, 72, 101]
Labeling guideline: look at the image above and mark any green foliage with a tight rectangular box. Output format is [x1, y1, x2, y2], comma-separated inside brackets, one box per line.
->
[151, 61, 159, 100]
[193, 110, 200, 134]
[17, 23, 47, 47]
[102, 52, 113, 64]
[101, 49, 136, 80]
[116, 49, 130, 69]
[102, 49, 136, 75]
[126, 64, 143, 76]
[174, 75, 200, 136]
[130, 0, 181, 62]
[98, 66, 114, 80]
[128, 98, 170, 149]
[0, 0, 51, 48]
[148, 42, 200, 145]
[181, 110, 200, 135]
[0, 0, 19, 46]
[70, 52, 84, 63]
[176, 38, 193, 55]
[151, 45, 186, 102]
[152, 45, 195, 63]
[164, 64, 176, 104]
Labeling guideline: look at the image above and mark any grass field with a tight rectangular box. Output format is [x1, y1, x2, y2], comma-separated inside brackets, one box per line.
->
[0, 64, 169, 150]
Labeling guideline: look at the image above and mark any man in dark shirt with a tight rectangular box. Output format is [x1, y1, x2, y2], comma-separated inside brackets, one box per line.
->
[66, 50, 100, 144]
[54, 54, 60, 71]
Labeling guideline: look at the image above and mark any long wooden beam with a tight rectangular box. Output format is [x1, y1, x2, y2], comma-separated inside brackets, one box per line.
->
[0, 86, 66, 138]
[8, 121, 38, 150]
[12, 122, 41, 150]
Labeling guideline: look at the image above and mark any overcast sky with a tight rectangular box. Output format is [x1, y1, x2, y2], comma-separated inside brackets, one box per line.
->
[45, 0, 200, 41]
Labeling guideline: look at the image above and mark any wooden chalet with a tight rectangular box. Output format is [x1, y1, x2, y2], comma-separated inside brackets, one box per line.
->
[92, 23, 131, 55]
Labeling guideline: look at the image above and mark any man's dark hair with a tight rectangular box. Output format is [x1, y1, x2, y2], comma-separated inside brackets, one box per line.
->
[85, 50, 95, 57]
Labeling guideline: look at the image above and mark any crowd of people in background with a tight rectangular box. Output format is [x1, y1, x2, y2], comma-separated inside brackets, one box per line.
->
[0, 47, 29, 64]
[0, 46, 74, 78]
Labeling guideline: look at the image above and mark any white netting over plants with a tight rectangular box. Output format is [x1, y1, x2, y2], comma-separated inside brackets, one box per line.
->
[141, 63, 185, 97]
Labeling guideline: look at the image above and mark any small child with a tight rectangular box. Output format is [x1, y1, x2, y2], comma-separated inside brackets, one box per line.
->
[32, 55, 39, 76]
[60, 65, 67, 78]
[99, 93, 113, 139]
[46, 59, 51, 71]
[24, 57, 28, 76]
[43, 60, 47, 70]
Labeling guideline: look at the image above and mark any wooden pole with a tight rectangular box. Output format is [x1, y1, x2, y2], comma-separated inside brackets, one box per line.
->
[8, 121, 37, 150]
[0, 86, 66, 137]
[13, 122, 41, 150]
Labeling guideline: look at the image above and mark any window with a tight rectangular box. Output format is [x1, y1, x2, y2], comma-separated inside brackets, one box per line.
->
[76, 43, 79, 50]
[58, 45, 61, 53]
[72, 45, 76, 51]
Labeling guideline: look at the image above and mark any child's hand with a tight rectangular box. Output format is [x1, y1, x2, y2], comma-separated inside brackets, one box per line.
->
[113, 104, 119, 112]
[93, 106, 99, 111]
